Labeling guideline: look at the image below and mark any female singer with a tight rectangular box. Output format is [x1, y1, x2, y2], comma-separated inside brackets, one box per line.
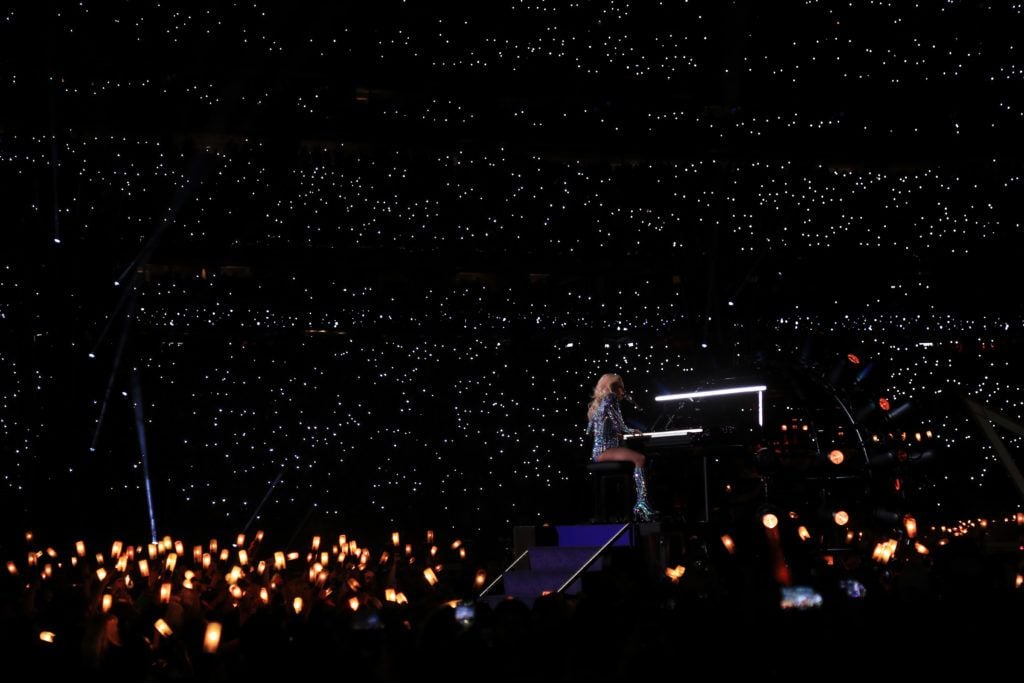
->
[586, 373, 656, 521]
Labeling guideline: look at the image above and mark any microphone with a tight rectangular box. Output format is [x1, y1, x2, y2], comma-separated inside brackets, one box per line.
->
[622, 392, 639, 407]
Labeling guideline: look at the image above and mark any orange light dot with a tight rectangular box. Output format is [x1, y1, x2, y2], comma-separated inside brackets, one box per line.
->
[203, 622, 222, 653]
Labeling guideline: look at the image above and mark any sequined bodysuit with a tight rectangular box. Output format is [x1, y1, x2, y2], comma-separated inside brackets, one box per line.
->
[587, 394, 627, 461]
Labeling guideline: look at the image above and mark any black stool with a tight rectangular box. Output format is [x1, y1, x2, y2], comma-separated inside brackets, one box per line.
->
[586, 461, 635, 522]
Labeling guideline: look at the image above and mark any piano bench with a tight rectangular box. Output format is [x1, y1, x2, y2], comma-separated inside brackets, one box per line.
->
[586, 461, 635, 522]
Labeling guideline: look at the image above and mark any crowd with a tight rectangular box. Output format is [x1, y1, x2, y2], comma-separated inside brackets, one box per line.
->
[2, 517, 1022, 682]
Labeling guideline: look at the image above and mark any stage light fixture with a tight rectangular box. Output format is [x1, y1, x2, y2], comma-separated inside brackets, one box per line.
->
[655, 384, 767, 401]
[655, 384, 767, 426]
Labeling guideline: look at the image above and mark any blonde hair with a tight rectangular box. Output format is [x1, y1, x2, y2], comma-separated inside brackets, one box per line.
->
[587, 373, 623, 420]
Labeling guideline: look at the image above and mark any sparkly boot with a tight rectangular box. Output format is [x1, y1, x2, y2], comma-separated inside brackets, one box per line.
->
[632, 466, 657, 521]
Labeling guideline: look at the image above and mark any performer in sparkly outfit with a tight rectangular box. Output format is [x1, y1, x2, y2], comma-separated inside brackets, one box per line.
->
[586, 373, 656, 521]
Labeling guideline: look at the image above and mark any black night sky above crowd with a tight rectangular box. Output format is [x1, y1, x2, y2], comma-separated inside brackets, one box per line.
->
[1, 1, 1023, 549]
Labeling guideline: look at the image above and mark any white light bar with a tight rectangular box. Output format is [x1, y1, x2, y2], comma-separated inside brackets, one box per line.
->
[655, 385, 768, 402]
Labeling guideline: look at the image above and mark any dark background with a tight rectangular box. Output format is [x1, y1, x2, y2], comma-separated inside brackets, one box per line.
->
[1, 1, 1022, 549]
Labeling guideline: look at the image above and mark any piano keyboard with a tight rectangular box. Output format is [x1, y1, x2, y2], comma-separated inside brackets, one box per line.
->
[624, 428, 703, 448]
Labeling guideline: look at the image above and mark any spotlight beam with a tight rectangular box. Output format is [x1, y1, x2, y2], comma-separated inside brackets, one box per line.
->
[965, 397, 1024, 501]
[130, 368, 158, 544]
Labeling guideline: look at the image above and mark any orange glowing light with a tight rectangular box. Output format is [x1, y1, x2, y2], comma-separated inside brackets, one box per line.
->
[154, 619, 173, 637]
[385, 588, 397, 602]
[236, 533, 246, 548]
[761, 513, 779, 529]
[474, 569, 487, 589]
[75, 541, 86, 557]
[238, 549, 248, 567]
[426, 530, 435, 543]
[165, 553, 178, 573]
[39, 631, 55, 643]
[348, 596, 360, 611]
[202, 553, 211, 569]
[797, 526, 811, 541]
[292, 597, 303, 614]
[847, 354, 861, 365]
[174, 540, 184, 556]
[260, 587, 270, 604]
[311, 535, 321, 552]
[203, 622, 222, 653]
[148, 543, 158, 560]
[833, 510, 850, 526]
[219, 549, 230, 562]
[430, 545, 438, 557]
[780, 424, 788, 431]
[423, 567, 439, 586]
[96, 568, 108, 582]
[6, 561, 17, 576]
[720, 535, 736, 554]
[914, 542, 929, 555]
[159, 582, 172, 603]
[229, 584, 243, 599]
[872, 539, 898, 563]
[878, 397, 890, 411]
[828, 449, 845, 465]
[903, 515, 918, 539]
[451, 539, 463, 550]
[395, 592, 409, 605]
[664, 565, 686, 583]
[209, 538, 218, 553]
[392, 532, 400, 547]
